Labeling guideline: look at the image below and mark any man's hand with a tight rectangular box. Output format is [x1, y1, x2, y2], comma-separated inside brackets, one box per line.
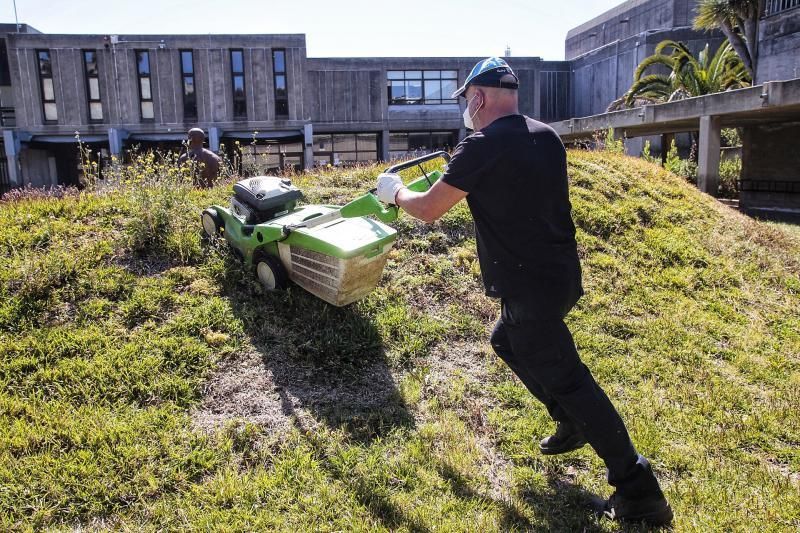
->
[376, 173, 405, 204]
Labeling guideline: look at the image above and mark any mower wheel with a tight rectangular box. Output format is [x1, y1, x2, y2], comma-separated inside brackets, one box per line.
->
[255, 255, 288, 291]
[201, 208, 223, 240]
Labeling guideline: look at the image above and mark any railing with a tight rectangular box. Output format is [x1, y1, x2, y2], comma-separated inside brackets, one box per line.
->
[740, 179, 800, 194]
[0, 107, 14, 128]
[764, 0, 800, 16]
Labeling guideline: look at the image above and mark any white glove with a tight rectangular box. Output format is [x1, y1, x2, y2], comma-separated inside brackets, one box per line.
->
[376, 173, 405, 204]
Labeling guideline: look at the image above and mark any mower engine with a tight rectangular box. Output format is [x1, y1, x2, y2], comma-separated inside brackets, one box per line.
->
[231, 176, 303, 224]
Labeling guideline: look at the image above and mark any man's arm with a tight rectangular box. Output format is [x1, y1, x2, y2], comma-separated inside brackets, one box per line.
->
[394, 180, 468, 224]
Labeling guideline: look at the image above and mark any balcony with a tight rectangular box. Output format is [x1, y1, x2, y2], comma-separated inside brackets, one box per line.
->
[764, 0, 800, 16]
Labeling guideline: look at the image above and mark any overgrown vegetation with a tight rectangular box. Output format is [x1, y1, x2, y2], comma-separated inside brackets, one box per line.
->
[639, 135, 742, 199]
[0, 151, 798, 531]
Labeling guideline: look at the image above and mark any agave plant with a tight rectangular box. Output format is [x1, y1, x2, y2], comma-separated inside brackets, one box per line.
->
[609, 39, 752, 111]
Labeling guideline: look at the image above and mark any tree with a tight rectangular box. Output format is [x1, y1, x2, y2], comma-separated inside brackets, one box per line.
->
[608, 39, 751, 111]
[694, 0, 762, 79]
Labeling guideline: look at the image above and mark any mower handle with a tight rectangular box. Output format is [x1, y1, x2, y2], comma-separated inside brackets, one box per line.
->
[384, 150, 451, 174]
[368, 150, 451, 195]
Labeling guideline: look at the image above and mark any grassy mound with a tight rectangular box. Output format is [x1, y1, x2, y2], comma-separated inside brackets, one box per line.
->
[0, 151, 798, 531]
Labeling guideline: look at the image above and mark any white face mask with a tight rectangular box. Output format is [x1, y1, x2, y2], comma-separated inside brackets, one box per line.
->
[463, 94, 482, 130]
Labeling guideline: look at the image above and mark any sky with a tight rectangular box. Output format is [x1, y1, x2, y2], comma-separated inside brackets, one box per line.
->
[0, 0, 623, 60]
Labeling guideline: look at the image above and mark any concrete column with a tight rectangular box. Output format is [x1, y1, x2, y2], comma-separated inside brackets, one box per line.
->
[625, 137, 644, 158]
[208, 127, 221, 153]
[107, 128, 125, 158]
[303, 123, 314, 170]
[532, 70, 541, 120]
[3, 130, 21, 187]
[661, 133, 674, 165]
[380, 129, 390, 162]
[697, 115, 721, 196]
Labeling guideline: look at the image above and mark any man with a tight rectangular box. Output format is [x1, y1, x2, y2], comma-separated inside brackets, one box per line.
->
[178, 128, 221, 188]
[375, 57, 673, 526]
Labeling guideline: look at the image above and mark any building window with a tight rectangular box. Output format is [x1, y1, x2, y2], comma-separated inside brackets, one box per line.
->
[135, 50, 154, 120]
[312, 133, 378, 166]
[180, 50, 197, 121]
[387, 70, 458, 105]
[36, 49, 57, 123]
[272, 49, 288, 117]
[230, 49, 246, 120]
[83, 50, 102, 122]
[389, 131, 456, 159]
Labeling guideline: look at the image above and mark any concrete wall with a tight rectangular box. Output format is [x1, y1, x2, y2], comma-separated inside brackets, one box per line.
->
[756, 8, 800, 83]
[565, 0, 726, 118]
[566, 0, 699, 60]
[740, 121, 800, 210]
[570, 26, 724, 117]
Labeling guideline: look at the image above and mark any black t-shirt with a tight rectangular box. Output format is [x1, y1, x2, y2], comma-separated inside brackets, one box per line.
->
[442, 114, 583, 316]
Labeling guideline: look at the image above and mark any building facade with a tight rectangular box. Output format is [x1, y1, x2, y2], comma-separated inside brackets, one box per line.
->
[0, 31, 572, 189]
[566, 0, 725, 118]
[0, 0, 797, 191]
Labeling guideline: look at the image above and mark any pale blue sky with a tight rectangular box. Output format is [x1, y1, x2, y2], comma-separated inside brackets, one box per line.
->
[1, 0, 621, 60]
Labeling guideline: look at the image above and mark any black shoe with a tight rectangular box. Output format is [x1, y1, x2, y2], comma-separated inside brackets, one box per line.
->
[539, 422, 587, 455]
[592, 491, 673, 526]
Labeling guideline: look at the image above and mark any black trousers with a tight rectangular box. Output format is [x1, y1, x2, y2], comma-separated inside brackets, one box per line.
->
[491, 295, 662, 497]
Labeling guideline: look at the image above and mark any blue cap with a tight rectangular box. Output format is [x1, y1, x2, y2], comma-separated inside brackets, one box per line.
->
[452, 57, 519, 98]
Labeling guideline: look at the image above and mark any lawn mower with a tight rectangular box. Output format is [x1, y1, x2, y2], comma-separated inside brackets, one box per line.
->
[201, 151, 450, 306]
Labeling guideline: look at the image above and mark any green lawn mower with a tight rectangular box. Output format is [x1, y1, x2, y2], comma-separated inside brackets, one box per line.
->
[201, 151, 450, 306]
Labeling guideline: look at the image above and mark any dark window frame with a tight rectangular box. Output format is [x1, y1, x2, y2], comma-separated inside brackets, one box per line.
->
[388, 130, 456, 158]
[312, 132, 379, 166]
[36, 49, 57, 124]
[272, 48, 289, 117]
[387, 70, 458, 105]
[135, 49, 154, 121]
[180, 49, 197, 121]
[230, 49, 247, 120]
[82, 49, 103, 123]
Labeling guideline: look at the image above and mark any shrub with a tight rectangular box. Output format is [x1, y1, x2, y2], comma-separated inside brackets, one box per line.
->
[109, 150, 201, 263]
[598, 128, 625, 155]
[719, 156, 742, 199]
[642, 140, 661, 164]
[664, 139, 697, 182]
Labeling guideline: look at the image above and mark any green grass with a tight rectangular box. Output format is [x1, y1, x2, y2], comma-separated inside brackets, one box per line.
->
[0, 152, 798, 531]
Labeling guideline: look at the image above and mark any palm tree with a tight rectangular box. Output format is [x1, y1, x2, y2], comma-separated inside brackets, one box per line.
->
[694, 0, 762, 79]
[608, 40, 751, 111]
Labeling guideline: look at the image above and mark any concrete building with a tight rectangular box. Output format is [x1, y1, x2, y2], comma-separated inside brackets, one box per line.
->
[0, 30, 571, 190]
[566, 0, 725, 117]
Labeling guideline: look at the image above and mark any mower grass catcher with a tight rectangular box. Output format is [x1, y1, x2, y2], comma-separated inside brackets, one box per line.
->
[201, 151, 450, 306]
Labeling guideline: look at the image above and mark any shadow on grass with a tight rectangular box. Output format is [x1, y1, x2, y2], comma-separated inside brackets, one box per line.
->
[221, 273, 414, 442]
[514, 471, 673, 533]
[216, 259, 666, 531]
[219, 271, 432, 528]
